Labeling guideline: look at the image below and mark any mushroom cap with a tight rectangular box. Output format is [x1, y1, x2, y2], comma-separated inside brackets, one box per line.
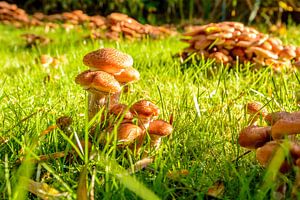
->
[256, 141, 280, 167]
[248, 46, 278, 60]
[238, 125, 271, 149]
[83, 48, 133, 74]
[271, 118, 300, 140]
[246, 101, 268, 116]
[109, 103, 133, 120]
[117, 123, 143, 145]
[148, 119, 173, 137]
[75, 70, 121, 94]
[264, 111, 291, 125]
[279, 47, 296, 60]
[130, 100, 160, 119]
[114, 67, 140, 83]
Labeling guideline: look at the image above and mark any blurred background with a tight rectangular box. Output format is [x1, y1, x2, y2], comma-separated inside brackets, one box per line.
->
[7, 0, 300, 25]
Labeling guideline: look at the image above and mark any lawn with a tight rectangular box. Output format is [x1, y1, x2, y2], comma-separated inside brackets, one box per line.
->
[1, 23, 300, 199]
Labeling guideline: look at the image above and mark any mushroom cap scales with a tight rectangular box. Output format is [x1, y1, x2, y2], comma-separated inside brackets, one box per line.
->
[83, 48, 133, 74]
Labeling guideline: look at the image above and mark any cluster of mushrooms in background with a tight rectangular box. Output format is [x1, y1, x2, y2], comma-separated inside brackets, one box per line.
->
[239, 101, 300, 174]
[181, 21, 300, 71]
[75, 48, 173, 156]
[0, 1, 175, 40]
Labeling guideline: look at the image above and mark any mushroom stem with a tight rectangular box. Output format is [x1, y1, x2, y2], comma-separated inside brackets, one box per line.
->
[88, 92, 120, 121]
[150, 135, 162, 150]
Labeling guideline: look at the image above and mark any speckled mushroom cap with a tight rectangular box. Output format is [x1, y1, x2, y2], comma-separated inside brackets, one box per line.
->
[130, 100, 160, 119]
[114, 67, 140, 83]
[83, 48, 133, 74]
[75, 70, 121, 93]
[148, 119, 173, 137]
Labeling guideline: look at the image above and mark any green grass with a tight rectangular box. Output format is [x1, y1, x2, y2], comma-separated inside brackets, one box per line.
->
[1, 23, 300, 199]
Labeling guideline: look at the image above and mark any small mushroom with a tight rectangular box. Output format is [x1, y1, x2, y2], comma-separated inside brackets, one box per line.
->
[148, 119, 173, 150]
[82, 48, 133, 74]
[245, 101, 268, 125]
[75, 70, 121, 120]
[109, 103, 133, 123]
[130, 100, 160, 129]
[238, 125, 272, 149]
[116, 123, 143, 147]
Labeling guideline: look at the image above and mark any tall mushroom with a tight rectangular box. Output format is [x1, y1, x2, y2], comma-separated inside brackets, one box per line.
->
[76, 48, 135, 120]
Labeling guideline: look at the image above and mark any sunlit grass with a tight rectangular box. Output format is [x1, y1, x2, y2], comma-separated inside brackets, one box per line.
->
[1, 23, 300, 199]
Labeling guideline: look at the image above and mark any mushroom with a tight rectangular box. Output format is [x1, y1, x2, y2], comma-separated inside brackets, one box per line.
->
[130, 100, 160, 129]
[271, 118, 300, 140]
[279, 46, 296, 60]
[116, 123, 143, 148]
[148, 119, 173, 150]
[256, 141, 291, 173]
[264, 111, 291, 125]
[108, 103, 133, 123]
[75, 70, 121, 120]
[245, 101, 268, 125]
[113, 66, 140, 94]
[238, 125, 272, 149]
[248, 46, 278, 60]
[256, 141, 300, 173]
[82, 48, 133, 74]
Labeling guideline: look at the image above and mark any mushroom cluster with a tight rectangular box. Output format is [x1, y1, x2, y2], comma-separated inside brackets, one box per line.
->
[104, 12, 176, 40]
[238, 101, 300, 173]
[0, 2, 175, 40]
[181, 22, 300, 71]
[0, 1, 29, 27]
[106, 100, 173, 151]
[75, 48, 173, 152]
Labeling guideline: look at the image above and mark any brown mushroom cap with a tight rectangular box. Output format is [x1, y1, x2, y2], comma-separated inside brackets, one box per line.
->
[117, 123, 143, 145]
[113, 67, 140, 83]
[271, 118, 300, 140]
[238, 125, 272, 149]
[109, 103, 133, 120]
[148, 119, 173, 137]
[248, 46, 278, 60]
[256, 141, 280, 167]
[264, 111, 291, 125]
[83, 48, 133, 74]
[75, 70, 121, 94]
[246, 101, 268, 117]
[130, 100, 160, 119]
